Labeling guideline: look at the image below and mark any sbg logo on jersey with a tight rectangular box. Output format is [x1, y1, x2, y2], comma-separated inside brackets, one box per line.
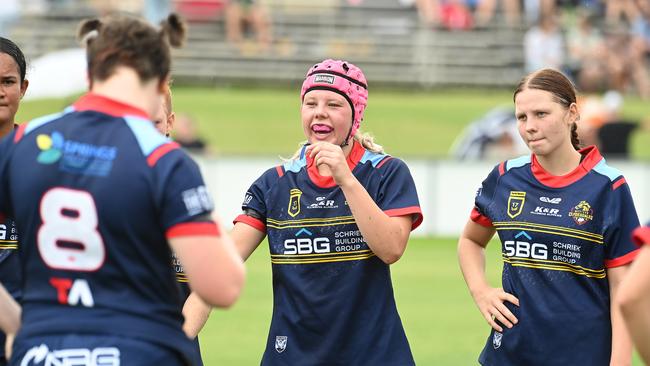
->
[49, 278, 95, 308]
[283, 228, 330, 254]
[36, 131, 118, 177]
[21, 344, 120, 366]
[569, 201, 594, 225]
[504, 231, 548, 259]
[288, 189, 302, 217]
[507, 191, 526, 219]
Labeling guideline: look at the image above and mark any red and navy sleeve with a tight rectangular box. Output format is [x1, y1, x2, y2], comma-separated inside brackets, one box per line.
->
[375, 158, 423, 230]
[153, 149, 220, 239]
[603, 179, 640, 268]
[470, 164, 501, 228]
[632, 223, 650, 246]
[233, 166, 280, 233]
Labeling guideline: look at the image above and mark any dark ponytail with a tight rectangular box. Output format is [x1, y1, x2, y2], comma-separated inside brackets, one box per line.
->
[570, 122, 581, 150]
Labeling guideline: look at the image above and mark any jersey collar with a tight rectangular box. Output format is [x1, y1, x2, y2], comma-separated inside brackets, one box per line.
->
[531, 145, 602, 188]
[306, 140, 365, 188]
[72, 93, 149, 119]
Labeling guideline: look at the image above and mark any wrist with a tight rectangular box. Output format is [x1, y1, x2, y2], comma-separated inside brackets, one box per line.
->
[337, 173, 358, 190]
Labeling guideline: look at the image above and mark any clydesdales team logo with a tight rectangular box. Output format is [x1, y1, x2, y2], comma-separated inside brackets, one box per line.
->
[288, 189, 302, 217]
[275, 336, 288, 353]
[493, 331, 503, 349]
[569, 200, 594, 225]
[507, 191, 526, 219]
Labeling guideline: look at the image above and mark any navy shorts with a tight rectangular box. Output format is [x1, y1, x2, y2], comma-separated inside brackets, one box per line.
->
[10, 334, 188, 366]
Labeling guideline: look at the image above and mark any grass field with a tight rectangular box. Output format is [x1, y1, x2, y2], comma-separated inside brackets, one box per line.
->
[198, 237, 644, 365]
[17, 87, 650, 160]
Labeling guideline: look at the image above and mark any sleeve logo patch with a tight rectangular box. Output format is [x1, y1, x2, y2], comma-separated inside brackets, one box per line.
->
[182, 185, 214, 216]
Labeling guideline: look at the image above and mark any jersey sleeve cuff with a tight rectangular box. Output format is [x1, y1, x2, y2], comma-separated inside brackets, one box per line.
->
[470, 207, 493, 227]
[604, 249, 640, 268]
[632, 226, 650, 246]
[234, 214, 266, 233]
[166, 221, 220, 238]
[384, 206, 423, 231]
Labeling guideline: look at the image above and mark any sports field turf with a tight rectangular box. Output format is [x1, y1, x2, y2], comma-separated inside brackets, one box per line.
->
[18, 87, 650, 160]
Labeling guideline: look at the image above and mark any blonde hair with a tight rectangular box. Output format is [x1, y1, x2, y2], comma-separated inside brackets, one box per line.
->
[287, 131, 384, 161]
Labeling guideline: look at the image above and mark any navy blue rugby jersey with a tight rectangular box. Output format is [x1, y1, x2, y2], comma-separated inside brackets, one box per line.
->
[0, 125, 23, 364]
[0, 216, 19, 364]
[234, 140, 422, 366]
[0, 93, 219, 362]
[471, 146, 640, 366]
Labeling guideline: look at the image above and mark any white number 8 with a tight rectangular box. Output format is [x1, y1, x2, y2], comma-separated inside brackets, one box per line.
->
[38, 188, 105, 271]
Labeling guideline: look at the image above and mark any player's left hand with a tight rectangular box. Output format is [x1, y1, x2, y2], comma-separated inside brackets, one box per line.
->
[307, 142, 354, 187]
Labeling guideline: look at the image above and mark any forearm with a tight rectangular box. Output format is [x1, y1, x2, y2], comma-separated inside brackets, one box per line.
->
[609, 266, 633, 366]
[0, 284, 20, 334]
[340, 175, 409, 264]
[182, 292, 212, 339]
[458, 237, 490, 297]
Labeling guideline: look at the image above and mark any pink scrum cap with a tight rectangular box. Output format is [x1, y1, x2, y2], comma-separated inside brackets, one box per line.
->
[300, 59, 368, 141]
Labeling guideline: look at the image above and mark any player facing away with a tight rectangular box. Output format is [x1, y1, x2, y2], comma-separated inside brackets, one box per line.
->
[231, 59, 423, 365]
[0, 37, 28, 366]
[458, 68, 640, 365]
[151, 83, 211, 365]
[0, 14, 245, 366]
[616, 222, 650, 364]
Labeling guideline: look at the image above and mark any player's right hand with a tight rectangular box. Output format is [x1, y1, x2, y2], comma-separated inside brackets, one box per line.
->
[472, 286, 519, 332]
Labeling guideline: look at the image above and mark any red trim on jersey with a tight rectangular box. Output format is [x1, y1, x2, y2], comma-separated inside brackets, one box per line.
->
[385, 206, 423, 231]
[612, 177, 626, 190]
[376, 156, 393, 169]
[147, 142, 180, 167]
[72, 93, 150, 119]
[166, 222, 220, 238]
[470, 207, 493, 227]
[530, 146, 602, 188]
[275, 165, 284, 178]
[306, 140, 366, 188]
[498, 161, 505, 176]
[632, 226, 650, 246]
[604, 249, 640, 268]
[234, 214, 267, 233]
[0, 212, 5, 222]
[13, 123, 27, 143]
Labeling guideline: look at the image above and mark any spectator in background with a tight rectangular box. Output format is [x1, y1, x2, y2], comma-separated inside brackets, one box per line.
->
[225, 0, 272, 52]
[604, 25, 650, 99]
[566, 9, 607, 93]
[475, 0, 522, 27]
[631, 0, 650, 58]
[524, 14, 565, 72]
[415, 0, 474, 30]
